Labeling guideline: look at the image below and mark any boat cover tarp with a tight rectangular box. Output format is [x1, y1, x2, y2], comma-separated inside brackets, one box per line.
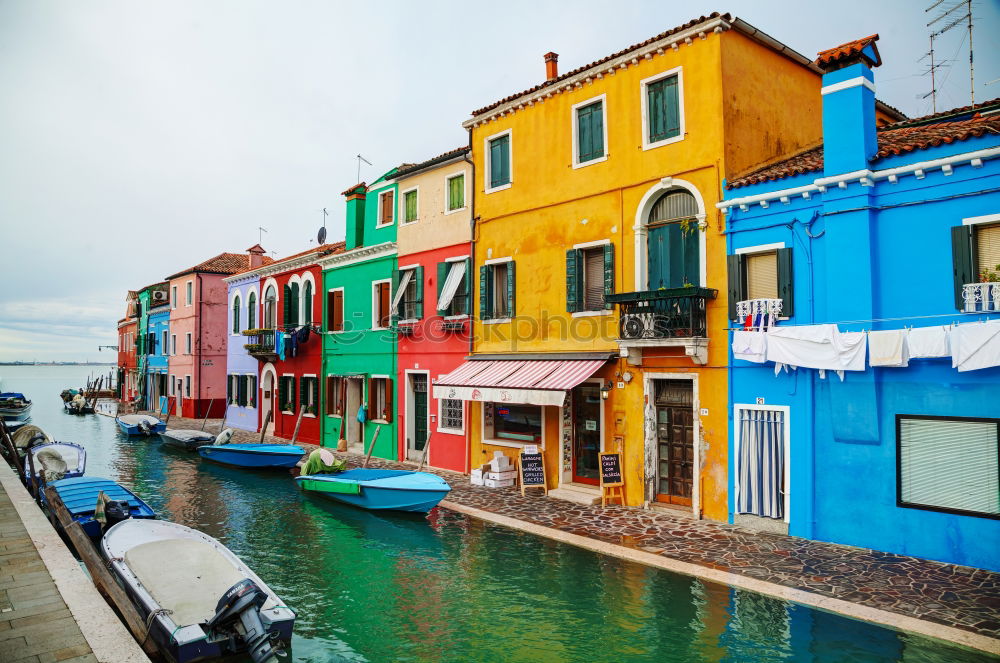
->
[35, 448, 70, 482]
[12, 425, 50, 449]
[124, 539, 274, 626]
[334, 469, 416, 482]
[299, 449, 347, 476]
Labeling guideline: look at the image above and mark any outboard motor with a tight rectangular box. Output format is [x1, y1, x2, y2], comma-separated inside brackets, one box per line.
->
[137, 420, 151, 435]
[103, 500, 131, 528]
[206, 579, 281, 663]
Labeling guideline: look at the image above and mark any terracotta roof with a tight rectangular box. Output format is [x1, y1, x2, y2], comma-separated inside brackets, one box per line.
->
[341, 182, 366, 197]
[392, 147, 469, 180]
[231, 242, 347, 277]
[727, 102, 1000, 189]
[815, 34, 880, 69]
[469, 13, 733, 117]
[165, 252, 276, 280]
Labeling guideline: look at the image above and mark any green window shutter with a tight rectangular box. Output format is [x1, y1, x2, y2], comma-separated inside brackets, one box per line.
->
[277, 378, 285, 408]
[304, 281, 313, 324]
[390, 269, 400, 326]
[290, 283, 300, 327]
[292, 378, 297, 412]
[727, 254, 745, 321]
[464, 259, 473, 313]
[603, 243, 615, 309]
[506, 261, 516, 318]
[436, 262, 449, 314]
[414, 266, 424, 319]
[577, 101, 604, 162]
[227, 375, 232, 403]
[479, 265, 490, 320]
[566, 249, 580, 313]
[404, 190, 417, 222]
[248, 293, 256, 329]
[239, 376, 247, 407]
[282, 285, 291, 327]
[951, 225, 975, 310]
[449, 175, 464, 210]
[490, 135, 510, 188]
[250, 376, 257, 408]
[648, 75, 680, 143]
[776, 248, 794, 317]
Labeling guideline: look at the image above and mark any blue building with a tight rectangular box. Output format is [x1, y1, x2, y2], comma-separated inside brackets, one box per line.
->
[719, 35, 1000, 571]
[146, 304, 171, 412]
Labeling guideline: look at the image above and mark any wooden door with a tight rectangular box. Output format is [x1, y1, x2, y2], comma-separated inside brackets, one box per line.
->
[572, 384, 601, 485]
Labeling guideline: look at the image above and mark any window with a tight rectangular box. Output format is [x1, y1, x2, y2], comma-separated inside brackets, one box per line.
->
[486, 131, 511, 191]
[446, 174, 465, 211]
[479, 260, 514, 320]
[327, 289, 344, 332]
[439, 398, 464, 433]
[186, 281, 193, 306]
[161, 330, 168, 356]
[303, 280, 313, 324]
[245, 375, 257, 407]
[373, 281, 391, 329]
[278, 376, 296, 414]
[326, 376, 345, 416]
[898, 415, 999, 518]
[727, 247, 793, 320]
[567, 244, 614, 312]
[169, 374, 175, 396]
[403, 188, 418, 223]
[437, 259, 471, 317]
[646, 189, 701, 290]
[185, 333, 192, 354]
[247, 292, 256, 329]
[954, 221, 1000, 310]
[573, 96, 606, 165]
[300, 377, 318, 415]
[171, 334, 176, 355]
[228, 374, 239, 405]
[391, 267, 422, 322]
[171, 286, 177, 309]
[976, 223, 1000, 280]
[264, 286, 277, 328]
[735, 407, 786, 520]
[643, 69, 682, 148]
[378, 190, 395, 227]
[485, 402, 541, 443]
[184, 375, 191, 397]
[284, 282, 300, 328]
[232, 295, 241, 334]
[368, 377, 393, 422]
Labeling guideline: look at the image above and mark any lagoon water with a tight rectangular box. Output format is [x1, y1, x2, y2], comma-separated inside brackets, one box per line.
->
[3, 365, 995, 663]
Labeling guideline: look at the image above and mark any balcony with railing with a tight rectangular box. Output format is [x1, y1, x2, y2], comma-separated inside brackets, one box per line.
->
[605, 287, 717, 365]
[962, 283, 1000, 313]
[736, 298, 783, 329]
[241, 328, 278, 362]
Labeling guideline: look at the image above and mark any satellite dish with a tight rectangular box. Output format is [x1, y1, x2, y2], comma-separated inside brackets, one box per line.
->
[317, 226, 327, 244]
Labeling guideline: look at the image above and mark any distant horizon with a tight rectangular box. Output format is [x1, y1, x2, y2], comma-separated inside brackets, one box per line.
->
[0, 361, 116, 366]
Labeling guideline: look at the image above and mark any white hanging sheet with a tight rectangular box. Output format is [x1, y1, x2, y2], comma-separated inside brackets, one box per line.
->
[766, 324, 867, 374]
[906, 325, 951, 359]
[732, 331, 767, 363]
[868, 329, 909, 367]
[950, 321, 1000, 372]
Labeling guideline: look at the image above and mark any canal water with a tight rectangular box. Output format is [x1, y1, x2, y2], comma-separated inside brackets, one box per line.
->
[3, 366, 995, 663]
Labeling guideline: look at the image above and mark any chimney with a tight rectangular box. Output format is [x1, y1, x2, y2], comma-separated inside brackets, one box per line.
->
[816, 35, 882, 175]
[246, 244, 266, 268]
[343, 183, 367, 250]
[544, 52, 559, 81]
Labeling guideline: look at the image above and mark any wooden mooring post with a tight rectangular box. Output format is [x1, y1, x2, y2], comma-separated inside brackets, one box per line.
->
[43, 486, 162, 659]
[361, 424, 381, 468]
[290, 405, 306, 444]
[259, 409, 273, 443]
[200, 399, 215, 431]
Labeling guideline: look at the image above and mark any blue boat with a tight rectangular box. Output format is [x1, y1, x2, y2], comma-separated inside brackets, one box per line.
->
[295, 469, 451, 513]
[0, 392, 32, 421]
[23, 442, 87, 494]
[45, 476, 156, 539]
[197, 444, 305, 469]
[116, 414, 166, 436]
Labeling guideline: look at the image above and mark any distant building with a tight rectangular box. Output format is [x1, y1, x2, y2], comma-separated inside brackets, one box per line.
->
[221, 245, 266, 433]
[117, 290, 139, 403]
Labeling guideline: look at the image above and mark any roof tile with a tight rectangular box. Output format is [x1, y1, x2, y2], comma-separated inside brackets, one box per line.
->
[166, 252, 276, 280]
[815, 34, 880, 69]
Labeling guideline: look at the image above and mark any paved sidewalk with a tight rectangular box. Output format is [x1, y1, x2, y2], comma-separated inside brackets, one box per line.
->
[169, 416, 1000, 651]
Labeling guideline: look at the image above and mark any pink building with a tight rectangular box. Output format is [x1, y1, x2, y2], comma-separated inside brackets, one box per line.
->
[166, 247, 272, 418]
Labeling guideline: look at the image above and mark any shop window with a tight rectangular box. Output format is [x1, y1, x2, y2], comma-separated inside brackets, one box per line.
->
[278, 376, 296, 414]
[898, 415, 999, 517]
[437, 259, 471, 317]
[439, 398, 464, 434]
[326, 376, 345, 416]
[485, 402, 542, 444]
[566, 244, 614, 312]
[300, 377, 318, 415]
[368, 377, 393, 422]
[480, 260, 515, 320]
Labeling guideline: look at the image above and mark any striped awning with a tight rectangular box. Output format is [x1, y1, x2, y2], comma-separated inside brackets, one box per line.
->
[432, 359, 606, 406]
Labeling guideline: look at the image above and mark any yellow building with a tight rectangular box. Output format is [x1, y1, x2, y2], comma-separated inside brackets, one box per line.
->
[437, 13, 900, 520]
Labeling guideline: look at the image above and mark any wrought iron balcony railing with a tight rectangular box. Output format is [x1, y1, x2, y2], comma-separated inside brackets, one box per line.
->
[241, 328, 278, 361]
[606, 287, 717, 340]
[962, 282, 1000, 313]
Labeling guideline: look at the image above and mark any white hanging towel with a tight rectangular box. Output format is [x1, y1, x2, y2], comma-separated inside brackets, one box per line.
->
[906, 326, 951, 359]
[868, 330, 909, 367]
[950, 321, 1000, 372]
[732, 331, 767, 363]
[766, 324, 867, 376]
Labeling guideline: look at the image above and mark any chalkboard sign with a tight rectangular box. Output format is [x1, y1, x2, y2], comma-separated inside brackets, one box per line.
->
[599, 452, 623, 487]
[519, 450, 546, 495]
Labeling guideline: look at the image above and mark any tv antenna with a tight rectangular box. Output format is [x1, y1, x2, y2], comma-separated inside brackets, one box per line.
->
[925, 0, 975, 107]
[356, 154, 372, 184]
[258, 226, 268, 244]
[317, 207, 328, 245]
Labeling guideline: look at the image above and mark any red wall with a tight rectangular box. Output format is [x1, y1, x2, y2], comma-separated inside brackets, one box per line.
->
[396, 243, 471, 472]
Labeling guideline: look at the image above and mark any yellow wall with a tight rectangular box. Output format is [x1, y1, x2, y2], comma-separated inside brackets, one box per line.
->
[396, 158, 473, 257]
[466, 27, 821, 521]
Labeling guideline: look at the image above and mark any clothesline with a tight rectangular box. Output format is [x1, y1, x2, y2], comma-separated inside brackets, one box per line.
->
[724, 310, 998, 332]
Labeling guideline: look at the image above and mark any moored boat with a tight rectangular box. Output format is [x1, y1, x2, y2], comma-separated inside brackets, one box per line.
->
[160, 429, 217, 451]
[295, 468, 451, 513]
[197, 443, 305, 469]
[45, 476, 156, 539]
[116, 414, 166, 436]
[0, 392, 33, 421]
[101, 519, 295, 663]
[23, 442, 87, 494]
[63, 397, 95, 415]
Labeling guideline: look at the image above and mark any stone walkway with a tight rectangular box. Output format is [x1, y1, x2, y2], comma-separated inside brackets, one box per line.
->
[0, 488, 96, 663]
[168, 416, 1000, 649]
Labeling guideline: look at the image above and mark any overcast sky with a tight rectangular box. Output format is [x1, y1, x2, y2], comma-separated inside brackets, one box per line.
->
[1, 0, 997, 362]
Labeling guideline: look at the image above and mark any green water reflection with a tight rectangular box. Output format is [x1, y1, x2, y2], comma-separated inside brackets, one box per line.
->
[4, 366, 996, 663]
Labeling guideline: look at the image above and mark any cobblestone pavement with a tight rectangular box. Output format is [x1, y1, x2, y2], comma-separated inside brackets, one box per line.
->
[0, 486, 96, 663]
[166, 416, 1000, 643]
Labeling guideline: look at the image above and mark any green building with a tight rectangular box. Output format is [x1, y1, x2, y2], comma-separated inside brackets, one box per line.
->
[319, 170, 399, 459]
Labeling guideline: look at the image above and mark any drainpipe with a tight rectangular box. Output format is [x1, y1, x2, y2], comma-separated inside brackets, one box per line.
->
[463, 130, 476, 473]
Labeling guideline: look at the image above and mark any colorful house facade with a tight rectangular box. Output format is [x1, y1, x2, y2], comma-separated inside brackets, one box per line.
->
[117, 291, 139, 403]
[446, 12, 904, 518]
[392, 148, 473, 472]
[241, 243, 343, 444]
[223, 249, 265, 432]
[145, 303, 170, 412]
[319, 171, 400, 459]
[719, 36, 1000, 570]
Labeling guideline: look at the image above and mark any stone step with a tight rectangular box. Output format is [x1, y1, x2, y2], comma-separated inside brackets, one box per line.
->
[548, 485, 601, 505]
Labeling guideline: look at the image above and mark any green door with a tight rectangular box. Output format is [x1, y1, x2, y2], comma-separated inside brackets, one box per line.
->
[411, 374, 428, 455]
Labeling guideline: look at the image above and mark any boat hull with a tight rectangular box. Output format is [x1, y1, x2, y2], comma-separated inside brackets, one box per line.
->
[295, 469, 451, 513]
[159, 430, 215, 451]
[116, 415, 167, 436]
[0, 403, 32, 421]
[197, 444, 304, 469]
[46, 476, 156, 539]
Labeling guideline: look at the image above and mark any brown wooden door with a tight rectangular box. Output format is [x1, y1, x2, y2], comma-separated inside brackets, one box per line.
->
[655, 404, 694, 505]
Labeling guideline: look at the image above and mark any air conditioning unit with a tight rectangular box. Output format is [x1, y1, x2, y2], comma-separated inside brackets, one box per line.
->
[152, 291, 168, 303]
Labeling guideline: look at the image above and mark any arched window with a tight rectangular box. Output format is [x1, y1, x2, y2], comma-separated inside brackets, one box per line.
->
[284, 283, 300, 327]
[232, 295, 241, 334]
[303, 280, 313, 324]
[646, 189, 700, 289]
[247, 292, 257, 329]
[264, 286, 277, 329]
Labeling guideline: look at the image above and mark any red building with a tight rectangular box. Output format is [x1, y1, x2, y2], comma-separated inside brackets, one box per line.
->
[117, 291, 139, 403]
[241, 243, 344, 444]
[392, 149, 473, 472]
